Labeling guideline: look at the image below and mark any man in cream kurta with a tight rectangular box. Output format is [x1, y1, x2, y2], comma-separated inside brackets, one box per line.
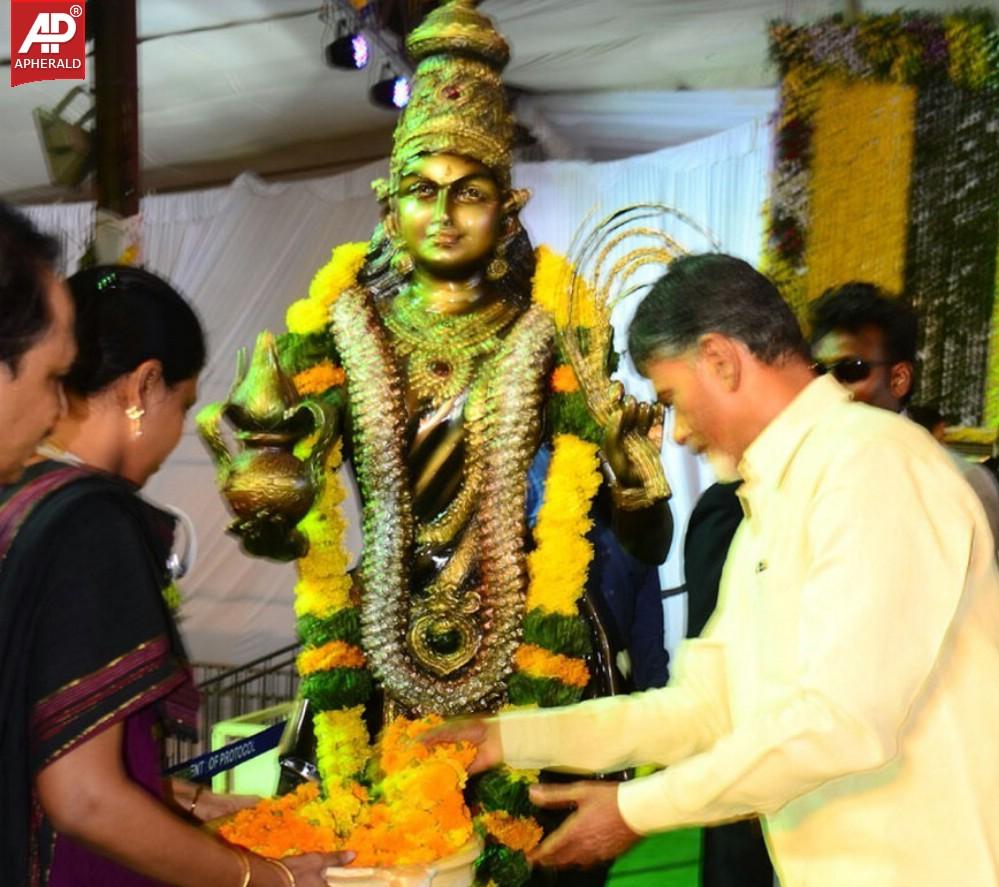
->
[437, 254, 999, 886]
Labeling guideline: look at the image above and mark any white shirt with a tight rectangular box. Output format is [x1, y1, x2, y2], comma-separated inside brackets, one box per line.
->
[499, 376, 999, 886]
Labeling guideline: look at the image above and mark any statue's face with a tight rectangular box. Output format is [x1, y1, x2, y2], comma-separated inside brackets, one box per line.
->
[395, 153, 503, 279]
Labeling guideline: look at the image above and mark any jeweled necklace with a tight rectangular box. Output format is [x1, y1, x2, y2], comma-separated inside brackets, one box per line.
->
[384, 288, 519, 406]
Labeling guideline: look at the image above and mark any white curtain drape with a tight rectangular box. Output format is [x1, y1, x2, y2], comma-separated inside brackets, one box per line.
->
[22, 115, 773, 665]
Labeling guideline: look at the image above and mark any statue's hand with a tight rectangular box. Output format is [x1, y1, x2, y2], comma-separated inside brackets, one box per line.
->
[601, 383, 666, 490]
[231, 512, 308, 562]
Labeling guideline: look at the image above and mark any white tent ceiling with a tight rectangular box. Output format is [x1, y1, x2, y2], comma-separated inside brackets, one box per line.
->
[1, 0, 996, 199]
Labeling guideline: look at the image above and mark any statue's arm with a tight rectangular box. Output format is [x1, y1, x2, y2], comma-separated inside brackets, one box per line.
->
[197, 329, 346, 562]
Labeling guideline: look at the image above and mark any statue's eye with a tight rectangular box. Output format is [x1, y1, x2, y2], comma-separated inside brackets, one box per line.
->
[457, 185, 487, 203]
[408, 182, 436, 198]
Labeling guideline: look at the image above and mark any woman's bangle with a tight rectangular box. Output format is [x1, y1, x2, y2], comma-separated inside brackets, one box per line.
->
[267, 858, 297, 887]
[232, 848, 251, 887]
[188, 783, 205, 817]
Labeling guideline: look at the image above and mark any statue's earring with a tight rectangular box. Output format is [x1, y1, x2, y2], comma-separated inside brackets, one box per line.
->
[125, 405, 145, 439]
[486, 239, 509, 282]
[392, 249, 415, 277]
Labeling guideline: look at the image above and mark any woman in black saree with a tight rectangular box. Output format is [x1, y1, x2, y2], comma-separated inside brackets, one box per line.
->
[0, 265, 350, 887]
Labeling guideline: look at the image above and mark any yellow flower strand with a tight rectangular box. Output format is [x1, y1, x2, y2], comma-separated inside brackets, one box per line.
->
[314, 706, 371, 788]
[525, 434, 601, 616]
[293, 439, 353, 620]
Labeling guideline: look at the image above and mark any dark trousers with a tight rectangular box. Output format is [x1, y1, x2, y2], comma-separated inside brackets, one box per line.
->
[527, 865, 609, 887]
[700, 821, 773, 887]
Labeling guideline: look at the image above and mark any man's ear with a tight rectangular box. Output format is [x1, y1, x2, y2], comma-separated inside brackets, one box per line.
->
[889, 361, 913, 402]
[696, 333, 741, 392]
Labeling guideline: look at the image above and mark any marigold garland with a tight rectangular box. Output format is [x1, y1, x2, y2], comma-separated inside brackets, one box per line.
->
[513, 644, 589, 689]
[286, 242, 368, 336]
[219, 716, 476, 868]
[293, 441, 353, 620]
[531, 245, 599, 329]
[524, 434, 601, 617]
[315, 706, 371, 788]
[550, 364, 579, 394]
[297, 640, 367, 676]
[478, 811, 544, 854]
[292, 360, 346, 396]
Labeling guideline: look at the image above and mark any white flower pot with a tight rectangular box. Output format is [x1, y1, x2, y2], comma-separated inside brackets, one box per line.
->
[324, 839, 482, 887]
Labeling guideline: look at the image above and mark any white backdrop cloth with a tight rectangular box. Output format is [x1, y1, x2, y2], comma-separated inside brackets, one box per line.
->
[23, 116, 771, 665]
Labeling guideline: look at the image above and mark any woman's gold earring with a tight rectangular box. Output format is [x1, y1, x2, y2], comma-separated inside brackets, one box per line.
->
[125, 405, 145, 439]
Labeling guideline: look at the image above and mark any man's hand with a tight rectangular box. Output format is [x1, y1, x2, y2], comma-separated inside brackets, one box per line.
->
[527, 781, 641, 869]
[422, 716, 503, 775]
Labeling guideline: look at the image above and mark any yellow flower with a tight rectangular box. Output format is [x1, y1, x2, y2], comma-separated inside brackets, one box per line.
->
[285, 242, 367, 336]
[515, 644, 590, 688]
[286, 297, 329, 336]
[309, 242, 368, 306]
[298, 640, 367, 675]
[532, 245, 599, 329]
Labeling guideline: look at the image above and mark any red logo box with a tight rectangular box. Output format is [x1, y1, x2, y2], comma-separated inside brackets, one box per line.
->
[10, 0, 87, 88]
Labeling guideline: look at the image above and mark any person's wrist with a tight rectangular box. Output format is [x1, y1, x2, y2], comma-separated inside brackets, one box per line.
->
[231, 848, 251, 887]
[266, 858, 296, 887]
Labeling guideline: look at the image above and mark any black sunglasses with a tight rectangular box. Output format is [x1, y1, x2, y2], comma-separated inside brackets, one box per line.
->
[813, 357, 893, 384]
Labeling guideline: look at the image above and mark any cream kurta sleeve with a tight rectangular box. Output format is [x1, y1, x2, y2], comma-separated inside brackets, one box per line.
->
[502, 436, 980, 836]
[498, 635, 732, 773]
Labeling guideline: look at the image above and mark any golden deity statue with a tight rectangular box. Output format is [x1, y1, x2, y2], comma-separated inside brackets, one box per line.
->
[200, 1, 671, 882]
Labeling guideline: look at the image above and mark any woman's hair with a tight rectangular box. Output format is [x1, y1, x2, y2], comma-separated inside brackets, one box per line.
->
[65, 265, 206, 395]
[0, 201, 61, 373]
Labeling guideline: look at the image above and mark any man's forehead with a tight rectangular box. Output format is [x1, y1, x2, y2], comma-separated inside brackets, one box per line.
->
[814, 325, 885, 359]
[643, 353, 691, 389]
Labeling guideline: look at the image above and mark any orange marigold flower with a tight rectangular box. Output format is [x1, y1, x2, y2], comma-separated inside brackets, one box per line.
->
[479, 810, 544, 853]
[293, 360, 346, 396]
[297, 640, 366, 675]
[514, 643, 590, 688]
[550, 364, 579, 394]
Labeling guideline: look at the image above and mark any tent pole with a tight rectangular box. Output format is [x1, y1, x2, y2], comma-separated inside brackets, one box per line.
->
[92, 0, 139, 218]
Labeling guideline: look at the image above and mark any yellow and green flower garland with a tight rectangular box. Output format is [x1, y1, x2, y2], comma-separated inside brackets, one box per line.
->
[282, 241, 606, 887]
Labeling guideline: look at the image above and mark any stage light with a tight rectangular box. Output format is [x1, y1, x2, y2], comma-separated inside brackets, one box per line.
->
[325, 30, 369, 69]
[370, 70, 410, 110]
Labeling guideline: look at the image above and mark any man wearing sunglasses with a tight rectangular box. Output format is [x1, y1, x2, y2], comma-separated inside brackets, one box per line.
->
[810, 282, 999, 556]
[809, 282, 916, 412]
